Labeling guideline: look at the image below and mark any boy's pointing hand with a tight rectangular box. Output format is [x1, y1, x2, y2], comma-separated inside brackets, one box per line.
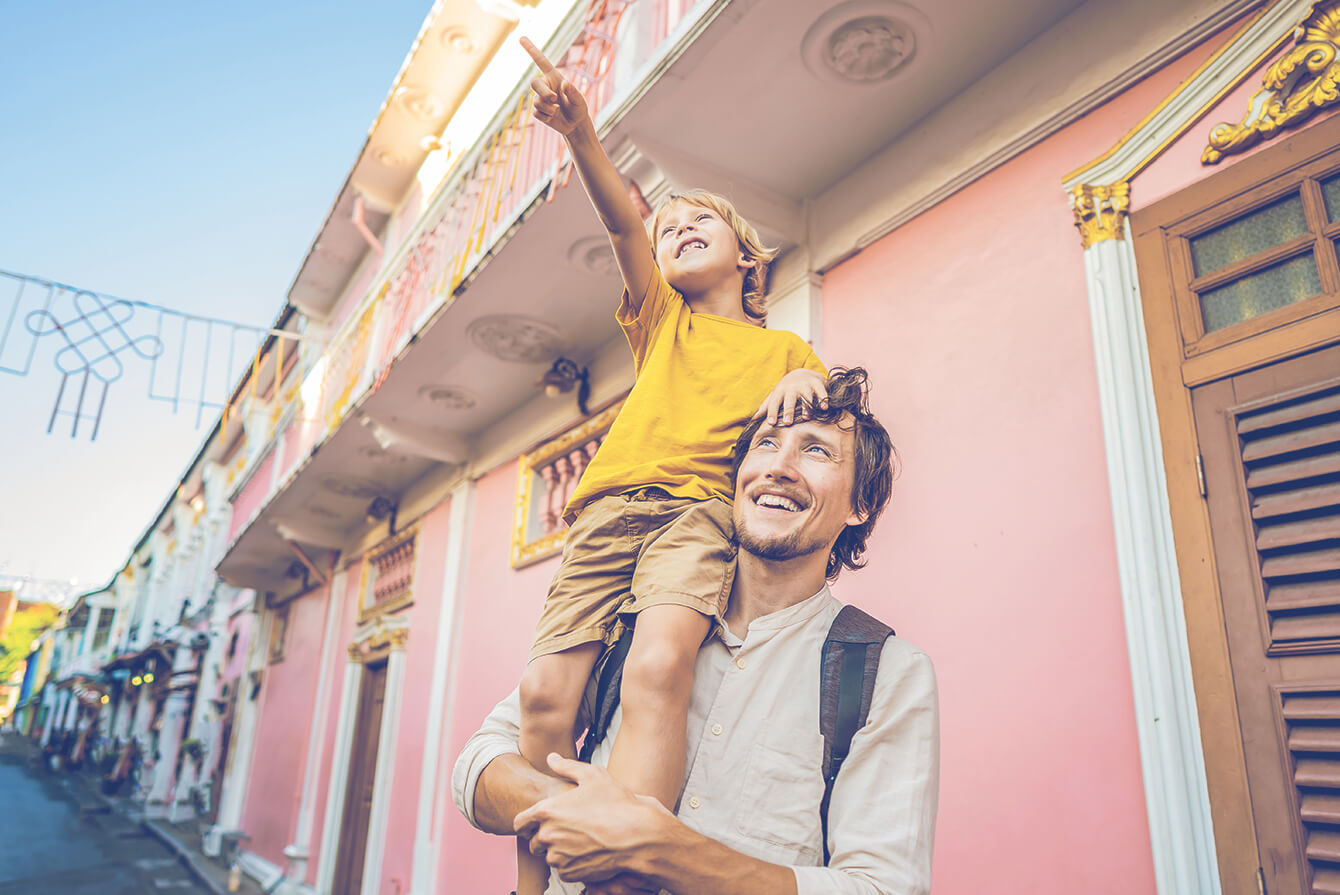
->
[521, 37, 589, 136]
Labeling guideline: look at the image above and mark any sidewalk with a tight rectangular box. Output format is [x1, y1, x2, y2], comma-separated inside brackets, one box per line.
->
[0, 731, 265, 895]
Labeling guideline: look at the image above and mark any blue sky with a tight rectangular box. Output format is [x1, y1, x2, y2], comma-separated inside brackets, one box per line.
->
[0, 2, 434, 588]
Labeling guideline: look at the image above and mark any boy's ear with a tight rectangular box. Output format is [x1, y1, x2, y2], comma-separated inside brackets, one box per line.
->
[737, 253, 756, 270]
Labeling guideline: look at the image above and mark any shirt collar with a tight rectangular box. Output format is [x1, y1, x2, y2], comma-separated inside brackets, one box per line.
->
[714, 583, 832, 647]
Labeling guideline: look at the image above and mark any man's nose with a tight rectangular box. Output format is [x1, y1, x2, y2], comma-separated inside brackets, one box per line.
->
[763, 444, 800, 480]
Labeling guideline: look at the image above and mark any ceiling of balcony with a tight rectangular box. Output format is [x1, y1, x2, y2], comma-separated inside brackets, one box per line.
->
[219, 0, 1090, 588]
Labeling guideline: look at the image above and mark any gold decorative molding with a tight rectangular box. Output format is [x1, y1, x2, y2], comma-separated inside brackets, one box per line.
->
[356, 525, 419, 625]
[1070, 182, 1132, 249]
[1203, 0, 1340, 164]
[347, 616, 410, 663]
[511, 398, 626, 569]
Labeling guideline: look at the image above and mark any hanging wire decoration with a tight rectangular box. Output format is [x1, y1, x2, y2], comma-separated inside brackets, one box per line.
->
[0, 269, 309, 440]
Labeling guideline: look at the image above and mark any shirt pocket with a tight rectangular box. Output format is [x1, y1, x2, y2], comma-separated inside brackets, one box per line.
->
[733, 731, 825, 862]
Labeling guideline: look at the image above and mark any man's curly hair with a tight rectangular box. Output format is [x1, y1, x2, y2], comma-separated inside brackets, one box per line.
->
[730, 366, 896, 580]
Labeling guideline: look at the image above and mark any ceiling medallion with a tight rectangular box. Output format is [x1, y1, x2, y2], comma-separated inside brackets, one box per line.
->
[801, 0, 923, 85]
[440, 26, 476, 54]
[418, 384, 478, 409]
[467, 315, 564, 364]
[359, 444, 409, 464]
[323, 477, 386, 500]
[394, 85, 446, 122]
[567, 236, 618, 278]
[373, 146, 410, 168]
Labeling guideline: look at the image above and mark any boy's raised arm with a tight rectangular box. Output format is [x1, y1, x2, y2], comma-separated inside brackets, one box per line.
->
[522, 37, 657, 313]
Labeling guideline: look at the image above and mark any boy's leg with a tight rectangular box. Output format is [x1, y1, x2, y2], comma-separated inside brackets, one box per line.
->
[516, 643, 603, 895]
[604, 603, 710, 809]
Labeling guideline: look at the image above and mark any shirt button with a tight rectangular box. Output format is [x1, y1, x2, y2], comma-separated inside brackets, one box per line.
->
[688, 796, 701, 809]
[711, 723, 723, 736]
[735, 656, 747, 670]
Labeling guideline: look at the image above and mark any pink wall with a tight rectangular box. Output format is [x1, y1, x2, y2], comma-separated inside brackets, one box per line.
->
[228, 452, 274, 542]
[441, 461, 560, 892]
[804, 22, 1275, 893]
[305, 563, 364, 886]
[239, 583, 329, 867]
[373, 497, 452, 893]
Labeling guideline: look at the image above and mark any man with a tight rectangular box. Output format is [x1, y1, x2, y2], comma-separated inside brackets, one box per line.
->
[452, 367, 939, 894]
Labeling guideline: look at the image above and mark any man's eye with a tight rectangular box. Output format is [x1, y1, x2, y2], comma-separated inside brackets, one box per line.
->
[755, 437, 777, 449]
[805, 445, 832, 457]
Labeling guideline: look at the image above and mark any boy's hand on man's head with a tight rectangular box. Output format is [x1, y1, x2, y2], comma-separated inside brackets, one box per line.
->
[521, 37, 589, 136]
[755, 368, 830, 426]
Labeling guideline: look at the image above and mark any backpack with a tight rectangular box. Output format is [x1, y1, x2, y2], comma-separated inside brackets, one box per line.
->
[577, 604, 894, 865]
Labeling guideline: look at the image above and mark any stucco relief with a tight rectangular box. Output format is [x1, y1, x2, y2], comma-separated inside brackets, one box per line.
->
[1203, 0, 1340, 163]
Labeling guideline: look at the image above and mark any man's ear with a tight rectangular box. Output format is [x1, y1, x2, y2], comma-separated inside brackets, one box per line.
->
[845, 507, 868, 528]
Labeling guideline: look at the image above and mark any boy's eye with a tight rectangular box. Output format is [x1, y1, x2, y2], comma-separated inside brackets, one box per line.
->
[696, 213, 711, 222]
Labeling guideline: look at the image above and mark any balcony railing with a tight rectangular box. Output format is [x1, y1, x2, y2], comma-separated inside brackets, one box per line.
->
[274, 0, 705, 478]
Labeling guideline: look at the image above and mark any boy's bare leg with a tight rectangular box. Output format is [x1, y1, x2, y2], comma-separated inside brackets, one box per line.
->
[604, 604, 709, 809]
[517, 643, 603, 895]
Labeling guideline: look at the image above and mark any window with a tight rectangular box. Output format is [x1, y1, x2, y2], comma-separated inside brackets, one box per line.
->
[511, 399, 625, 568]
[268, 606, 289, 664]
[1162, 154, 1340, 361]
[357, 528, 417, 624]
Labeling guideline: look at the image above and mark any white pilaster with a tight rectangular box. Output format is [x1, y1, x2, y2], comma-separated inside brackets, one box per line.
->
[359, 646, 407, 895]
[281, 570, 349, 889]
[1081, 226, 1220, 895]
[214, 600, 267, 831]
[411, 482, 475, 894]
[315, 660, 364, 894]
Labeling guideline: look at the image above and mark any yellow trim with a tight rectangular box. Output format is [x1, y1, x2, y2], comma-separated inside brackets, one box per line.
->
[1063, 3, 1282, 184]
[510, 401, 626, 569]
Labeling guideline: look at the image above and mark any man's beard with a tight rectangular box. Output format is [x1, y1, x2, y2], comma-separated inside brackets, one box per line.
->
[735, 518, 829, 563]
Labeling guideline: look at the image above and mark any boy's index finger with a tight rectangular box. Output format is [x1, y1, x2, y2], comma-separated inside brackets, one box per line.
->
[520, 37, 557, 74]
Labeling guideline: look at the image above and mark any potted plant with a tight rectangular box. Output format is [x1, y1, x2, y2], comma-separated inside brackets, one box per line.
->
[180, 738, 204, 766]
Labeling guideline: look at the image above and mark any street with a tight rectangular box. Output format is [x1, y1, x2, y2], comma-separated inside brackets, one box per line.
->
[0, 739, 212, 895]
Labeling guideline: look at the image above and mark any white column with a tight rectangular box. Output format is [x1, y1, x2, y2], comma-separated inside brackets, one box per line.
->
[315, 661, 364, 894]
[411, 482, 474, 894]
[280, 570, 349, 890]
[1072, 183, 1220, 895]
[214, 603, 268, 831]
[359, 645, 408, 895]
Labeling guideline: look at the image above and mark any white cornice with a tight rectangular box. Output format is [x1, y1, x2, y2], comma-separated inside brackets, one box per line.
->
[1064, 0, 1307, 188]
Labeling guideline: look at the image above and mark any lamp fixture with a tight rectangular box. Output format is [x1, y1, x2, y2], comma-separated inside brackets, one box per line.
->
[539, 357, 590, 415]
[366, 495, 399, 534]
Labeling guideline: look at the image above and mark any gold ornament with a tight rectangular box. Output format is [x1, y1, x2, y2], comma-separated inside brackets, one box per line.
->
[1070, 182, 1132, 249]
[1204, 1, 1340, 164]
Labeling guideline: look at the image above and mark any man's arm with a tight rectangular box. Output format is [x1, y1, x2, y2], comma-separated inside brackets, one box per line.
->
[522, 37, 657, 313]
[519, 641, 940, 895]
[451, 687, 567, 833]
[517, 755, 797, 895]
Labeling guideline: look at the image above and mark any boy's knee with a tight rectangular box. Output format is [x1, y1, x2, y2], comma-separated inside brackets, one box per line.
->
[621, 636, 696, 704]
[519, 663, 570, 721]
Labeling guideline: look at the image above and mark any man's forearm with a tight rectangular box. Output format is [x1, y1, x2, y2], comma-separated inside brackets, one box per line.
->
[629, 812, 798, 895]
[475, 753, 566, 835]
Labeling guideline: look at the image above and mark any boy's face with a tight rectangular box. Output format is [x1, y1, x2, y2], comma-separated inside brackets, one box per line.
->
[653, 200, 752, 295]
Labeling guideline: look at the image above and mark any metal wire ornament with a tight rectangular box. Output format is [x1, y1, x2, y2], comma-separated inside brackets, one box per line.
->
[24, 289, 165, 439]
[1, 269, 307, 441]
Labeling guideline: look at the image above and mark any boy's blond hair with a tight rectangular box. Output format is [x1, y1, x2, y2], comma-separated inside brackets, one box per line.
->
[649, 190, 777, 321]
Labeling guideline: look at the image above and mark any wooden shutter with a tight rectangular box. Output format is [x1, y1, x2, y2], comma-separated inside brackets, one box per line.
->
[1194, 344, 1340, 895]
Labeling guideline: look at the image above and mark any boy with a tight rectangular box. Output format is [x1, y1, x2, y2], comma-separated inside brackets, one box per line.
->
[515, 36, 828, 894]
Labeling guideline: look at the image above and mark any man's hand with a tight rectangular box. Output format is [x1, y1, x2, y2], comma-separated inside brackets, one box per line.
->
[754, 369, 829, 426]
[515, 754, 670, 885]
[522, 37, 589, 136]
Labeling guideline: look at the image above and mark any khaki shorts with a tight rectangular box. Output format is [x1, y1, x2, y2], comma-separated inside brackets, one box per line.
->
[530, 490, 735, 661]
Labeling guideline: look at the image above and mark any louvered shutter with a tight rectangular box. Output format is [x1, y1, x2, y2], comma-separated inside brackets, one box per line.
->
[1194, 344, 1340, 895]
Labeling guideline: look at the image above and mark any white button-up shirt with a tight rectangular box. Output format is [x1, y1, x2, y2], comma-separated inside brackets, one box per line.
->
[452, 586, 939, 894]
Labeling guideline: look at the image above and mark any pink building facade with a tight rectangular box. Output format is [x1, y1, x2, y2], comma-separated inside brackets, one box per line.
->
[202, 1, 1340, 894]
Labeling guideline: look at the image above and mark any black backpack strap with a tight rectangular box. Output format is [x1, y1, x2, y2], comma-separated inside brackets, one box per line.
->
[819, 604, 893, 865]
[577, 629, 634, 763]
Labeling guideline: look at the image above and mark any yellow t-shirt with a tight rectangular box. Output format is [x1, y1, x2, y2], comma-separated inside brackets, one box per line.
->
[563, 269, 827, 524]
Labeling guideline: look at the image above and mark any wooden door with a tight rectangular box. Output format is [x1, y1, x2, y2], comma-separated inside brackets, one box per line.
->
[331, 660, 388, 895]
[1193, 343, 1340, 895]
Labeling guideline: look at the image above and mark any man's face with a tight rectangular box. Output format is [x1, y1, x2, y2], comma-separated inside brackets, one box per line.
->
[733, 416, 865, 564]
